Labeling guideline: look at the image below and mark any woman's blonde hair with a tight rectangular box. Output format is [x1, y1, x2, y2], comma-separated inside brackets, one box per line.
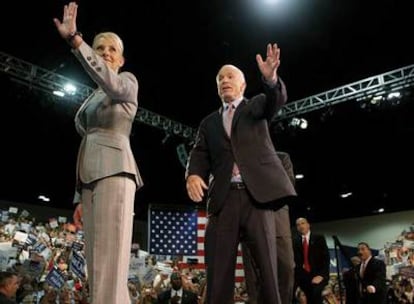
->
[92, 32, 124, 54]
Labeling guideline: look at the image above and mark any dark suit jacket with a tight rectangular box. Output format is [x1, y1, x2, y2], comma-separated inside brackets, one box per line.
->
[358, 257, 387, 304]
[0, 292, 17, 304]
[186, 79, 297, 214]
[241, 150, 295, 304]
[343, 267, 360, 304]
[293, 232, 330, 282]
[157, 288, 199, 304]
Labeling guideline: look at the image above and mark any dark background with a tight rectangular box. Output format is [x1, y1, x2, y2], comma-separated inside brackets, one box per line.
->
[1, 0, 413, 223]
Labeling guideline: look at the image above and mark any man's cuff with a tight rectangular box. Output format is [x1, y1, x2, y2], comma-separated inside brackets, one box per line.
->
[367, 285, 376, 293]
[262, 76, 279, 88]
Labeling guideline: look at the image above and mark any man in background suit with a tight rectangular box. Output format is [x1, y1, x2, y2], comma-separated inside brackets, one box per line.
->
[293, 217, 330, 304]
[157, 272, 198, 304]
[185, 43, 297, 304]
[357, 242, 386, 304]
[242, 151, 296, 304]
[342, 255, 361, 304]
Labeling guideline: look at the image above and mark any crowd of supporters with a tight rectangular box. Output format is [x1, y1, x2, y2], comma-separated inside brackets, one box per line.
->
[0, 208, 249, 303]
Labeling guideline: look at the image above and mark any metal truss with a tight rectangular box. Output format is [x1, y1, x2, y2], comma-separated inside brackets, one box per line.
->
[273, 64, 414, 122]
[2, 50, 413, 141]
[0, 51, 197, 141]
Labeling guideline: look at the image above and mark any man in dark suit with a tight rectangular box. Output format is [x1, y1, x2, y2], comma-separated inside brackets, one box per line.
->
[157, 272, 198, 304]
[293, 217, 330, 304]
[356, 242, 386, 304]
[342, 256, 361, 304]
[185, 43, 297, 304]
[241, 151, 296, 304]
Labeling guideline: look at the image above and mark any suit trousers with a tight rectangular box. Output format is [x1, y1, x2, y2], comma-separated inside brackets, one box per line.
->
[81, 174, 136, 304]
[242, 205, 295, 304]
[205, 188, 280, 304]
[297, 271, 327, 304]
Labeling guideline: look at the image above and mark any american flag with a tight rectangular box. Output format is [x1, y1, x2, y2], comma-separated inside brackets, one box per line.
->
[148, 205, 198, 255]
[148, 205, 245, 283]
[179, 209, 245, 283]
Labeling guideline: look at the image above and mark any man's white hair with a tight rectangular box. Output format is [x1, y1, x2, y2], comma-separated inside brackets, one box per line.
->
[216, 64, 246, 83]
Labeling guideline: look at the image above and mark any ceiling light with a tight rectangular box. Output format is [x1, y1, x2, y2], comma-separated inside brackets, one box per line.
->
[340, 192, 352, 198]
[38, 195, 50, 202]
[370, 95, 383, 105]
[387, 92, 400, 100]
[52, 90, 65, 97]
[63, 83, 77, 95]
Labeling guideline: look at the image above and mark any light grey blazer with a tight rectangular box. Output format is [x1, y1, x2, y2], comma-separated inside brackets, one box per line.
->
[72, 42, 143, 190]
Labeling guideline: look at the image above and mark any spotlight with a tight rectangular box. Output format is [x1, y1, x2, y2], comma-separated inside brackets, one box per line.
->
[53, 90, 65, 97]
[340, 192, 352, 198]
[386, 91, 402, 106]
[63, 83, 77, 95]
[289, 117, 308, 129]
[38, 195, 50, 202]
[370, 95, 383, 105]
[289, 118, 300, 127]
[387, 92, 401, 100]
[299, 119, 308, 129]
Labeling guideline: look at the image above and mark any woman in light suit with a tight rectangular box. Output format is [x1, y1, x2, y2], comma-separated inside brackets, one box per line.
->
[54, 2, 143, 303]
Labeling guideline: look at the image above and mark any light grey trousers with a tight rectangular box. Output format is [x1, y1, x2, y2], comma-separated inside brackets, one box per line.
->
[81, 175, 136, 304]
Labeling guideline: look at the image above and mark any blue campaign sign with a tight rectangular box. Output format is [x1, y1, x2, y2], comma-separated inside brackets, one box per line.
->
[25, 233, 37, 246]
[72, 241, 84, 252]
[46, 267, 65, 289]
[70, 250, 86, 280]
[33, 242, 47, 254]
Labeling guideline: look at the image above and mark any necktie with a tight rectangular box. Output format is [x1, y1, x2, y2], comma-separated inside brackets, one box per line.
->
[223, 103, 234, 136]
[359, 261, 366, 294]
[303, 237, 311, 272]
[223, 103, 240, 178]
[360, 261, 366, 278]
